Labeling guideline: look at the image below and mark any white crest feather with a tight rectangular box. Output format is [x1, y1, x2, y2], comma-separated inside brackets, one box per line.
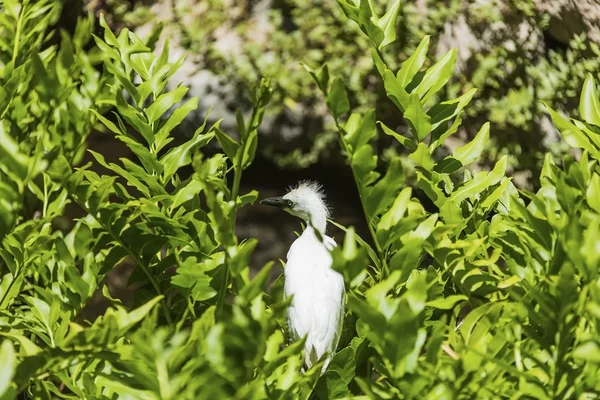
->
[288, 180, 331, 218]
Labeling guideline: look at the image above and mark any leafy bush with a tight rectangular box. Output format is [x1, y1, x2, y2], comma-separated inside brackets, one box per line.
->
[310, 2, 600, 397]
[1, 0, 600, 399]
[166, 0, 599, 180]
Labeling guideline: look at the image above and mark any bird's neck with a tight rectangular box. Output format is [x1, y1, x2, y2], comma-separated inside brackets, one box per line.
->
[306, 210, 327, 235]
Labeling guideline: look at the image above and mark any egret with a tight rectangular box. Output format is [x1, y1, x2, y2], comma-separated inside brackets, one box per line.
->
[261, 181, 345, 373]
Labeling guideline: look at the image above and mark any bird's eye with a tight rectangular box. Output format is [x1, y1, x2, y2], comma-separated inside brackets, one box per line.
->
[286, 200, 294, 208]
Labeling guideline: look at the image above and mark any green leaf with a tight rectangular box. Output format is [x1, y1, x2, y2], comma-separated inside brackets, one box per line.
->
[430, 114, 464, 150]
[92, 110, 123, 136]
[88, 150, 151, 198]
[587, 173, 600, 213]
[0, 274, 24, 309]
[235, 109, 246, 137]
[0, 121, 29, 183]
[439, 198, 462, 226]
[573, 341, 600, 362]
[377, 187, 412, 232]
[351, 145, 379, 186]
[404, 93, 431, 141]
[137, 64, 170, 104]
[0, 340, 15, 396]
[497, 275, 521, 289]
[429, 88, 477, 126]
[123, 158, 166, 196]
[458, 302, 503, 343]
[229, 239, 258, 276]
[238, 191, 258, 206]
[453, 122, 490, 166]
[416, 48, 457, 103]
[26, 296, 57, 344]
[170, 178, 204, 211]
[330, 220, 380, 271]
[99, 14, 118, 46]
[326, 77, 350, 119]
[115, 134, 162, 175]
[376, 0, 401, 49]
[129, 51, 154, 81]
[573, 120, 600, 154]
[451, 155, 508, 204]
[357, 1, 384, 47]
[171, 257, 218, 301]
[365, 157, 404, 216]
[543, 101, 600, 159]
[434, 157, 462, 174]
[241, 129, 258, 170]
[303, 63, 330, 93]
[239, 262, 274, 302]
[160, 128, 214, 183]
[116, 296, 164, 331]
[145, 86, 189, 124]
[336, 0, 359, 21]
[95, 376, 155, 399]
[355, 276, 395, 326]
[345, 109, 376, 151]
[426, 295, 468, 310]
[0, 333, 40, 357]
[115, 93, 154, 145]
[481, 177, 512, 211]
[378, 121, 416, 151]
[580, 73, 600, 126]
[155, 96, 199, 150]
[397, 36, 430, 87]
[316, 370, 350, 399]
[381, 68, 410, 111]
[109, 62, 143, 106]
[409, 142, 434, 170]
[331, 226, 370, 287]
[214, 126, 240, 161]
[417, 171, 446, 207]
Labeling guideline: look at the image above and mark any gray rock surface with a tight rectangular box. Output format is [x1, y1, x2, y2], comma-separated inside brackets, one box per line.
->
[536, 0, 600, 46]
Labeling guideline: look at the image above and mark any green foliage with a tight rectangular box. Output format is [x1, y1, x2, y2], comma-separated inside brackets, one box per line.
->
[164, 0, 599, 182]
[1, 0, 600, 399]
[0, 5, 316, 399]
[306, 3, 600, 397]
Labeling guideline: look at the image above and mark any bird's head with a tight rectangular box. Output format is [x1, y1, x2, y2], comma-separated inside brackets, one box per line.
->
[261, 180, 330, 233]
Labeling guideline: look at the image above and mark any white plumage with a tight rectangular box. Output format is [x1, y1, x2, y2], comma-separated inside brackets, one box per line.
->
[262, 181, 345, 373]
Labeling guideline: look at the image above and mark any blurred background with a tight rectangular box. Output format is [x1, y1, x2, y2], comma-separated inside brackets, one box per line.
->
[58, 0, 599, 280]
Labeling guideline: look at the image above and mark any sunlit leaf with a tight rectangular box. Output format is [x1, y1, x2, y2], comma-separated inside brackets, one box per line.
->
[426, 295, 467, 310]
[580, 73, 600, 126]
[0, 340, 15, 396]
[376, 0, 401, 49]
[404, 93, 432, 141]
[416, 48, 457, 103]
[453, 122, 490, 166]
[397, 36, 430, 87]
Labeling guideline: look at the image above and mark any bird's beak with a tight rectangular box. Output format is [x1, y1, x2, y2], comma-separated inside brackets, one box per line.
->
[261, 197, 287, 208]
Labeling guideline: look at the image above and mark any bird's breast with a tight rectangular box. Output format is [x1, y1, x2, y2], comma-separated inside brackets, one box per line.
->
[283, 233, 344, 302]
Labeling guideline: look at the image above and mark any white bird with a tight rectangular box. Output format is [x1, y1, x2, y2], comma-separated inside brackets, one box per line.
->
[261, 181, 345, 373]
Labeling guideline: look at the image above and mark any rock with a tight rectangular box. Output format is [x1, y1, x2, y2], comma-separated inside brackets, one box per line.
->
[435, 0, 545, 73]
[536, 0, 600, 46]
